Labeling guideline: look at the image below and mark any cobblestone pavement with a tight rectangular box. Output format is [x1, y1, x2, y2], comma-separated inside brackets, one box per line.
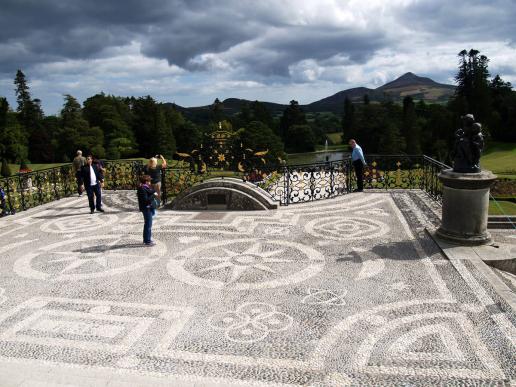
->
[0, 190, 514, 386]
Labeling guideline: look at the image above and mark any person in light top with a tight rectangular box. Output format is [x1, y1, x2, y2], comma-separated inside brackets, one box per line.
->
[80, 155, 105, 214]
[349, 139, 366, 192]
[143, 155, 167, 202]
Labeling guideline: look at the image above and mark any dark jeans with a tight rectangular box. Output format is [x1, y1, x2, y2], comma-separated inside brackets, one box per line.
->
[85, 183, 102, 211]
[353, 160, 364, 191]
[76, 176, 83, 195]
[142, 208, 153, 243]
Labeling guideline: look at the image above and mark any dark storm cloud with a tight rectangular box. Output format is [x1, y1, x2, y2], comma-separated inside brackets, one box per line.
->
[0, 0, 176, 72]
[0, 0, 391, 76]
[397, 0, 516, 43]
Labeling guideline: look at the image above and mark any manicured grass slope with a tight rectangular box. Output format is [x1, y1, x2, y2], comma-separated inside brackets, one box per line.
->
[480, 141, 516, 179]
[489, 200, 516, 216]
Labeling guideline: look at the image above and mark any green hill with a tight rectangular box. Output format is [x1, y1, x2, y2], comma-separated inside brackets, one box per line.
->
[481, 141, 516, 179]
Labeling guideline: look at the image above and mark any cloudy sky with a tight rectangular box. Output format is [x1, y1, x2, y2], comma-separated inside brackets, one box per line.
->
[1, 0, 515, 114]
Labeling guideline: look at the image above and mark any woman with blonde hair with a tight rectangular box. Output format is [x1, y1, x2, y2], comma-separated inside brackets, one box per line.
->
[143, 154, 167, 202]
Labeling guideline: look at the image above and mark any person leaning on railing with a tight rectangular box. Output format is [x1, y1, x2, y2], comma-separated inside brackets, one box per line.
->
[143, 155, 167, 203]
[349, 139, 366, 192]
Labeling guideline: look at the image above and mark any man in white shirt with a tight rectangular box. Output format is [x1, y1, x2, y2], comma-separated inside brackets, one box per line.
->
[349, 139, 366, 192]
[80, 155, 105, 214]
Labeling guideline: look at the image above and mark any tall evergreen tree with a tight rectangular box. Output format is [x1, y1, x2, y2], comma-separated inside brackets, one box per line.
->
[279, 100, 307, 142]
[57, 95, 105, 160]
[250, 101, 274, 129]
[211, 98, 224, 124]
[13, 70, 42, 136]
[83, 94, 137, 159]
[453, 49, 491, 122]
[14, 70, 31, 114]
[489, 75, 516, 141]
[132, 97, 176, 158]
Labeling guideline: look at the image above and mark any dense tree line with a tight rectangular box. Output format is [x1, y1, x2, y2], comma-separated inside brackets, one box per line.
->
[0, 49, 514, 172]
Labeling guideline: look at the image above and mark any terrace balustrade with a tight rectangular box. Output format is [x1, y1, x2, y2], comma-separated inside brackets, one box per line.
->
[0, 155, 449, 214]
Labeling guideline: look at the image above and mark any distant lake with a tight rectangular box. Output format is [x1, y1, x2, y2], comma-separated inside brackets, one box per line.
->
[287, 150, 350, 165]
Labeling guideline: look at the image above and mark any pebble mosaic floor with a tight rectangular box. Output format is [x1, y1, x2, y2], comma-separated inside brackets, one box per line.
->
[0, 190, 514, 386]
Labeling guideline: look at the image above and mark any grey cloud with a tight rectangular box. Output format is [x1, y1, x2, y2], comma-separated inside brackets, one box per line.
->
[397, 0, 516, 44]
[0, 0, 180, 72]
[0, 0, 391, 78]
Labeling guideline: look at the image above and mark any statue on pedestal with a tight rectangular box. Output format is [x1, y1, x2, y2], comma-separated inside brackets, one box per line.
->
[452, 114, 484, 173]
[437, 114, 496, 245]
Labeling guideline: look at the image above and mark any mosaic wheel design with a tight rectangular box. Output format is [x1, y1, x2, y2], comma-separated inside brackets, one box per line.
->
[13, 235, 166, 281]
[167, 238, 324, 289]
[40, 214, 119, 234]
[304, 216, 389, 241]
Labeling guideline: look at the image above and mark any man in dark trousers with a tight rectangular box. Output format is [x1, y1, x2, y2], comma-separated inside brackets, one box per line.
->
[72, 150, 86, 196]
[80, 155, 105, 214]
[349, 139, 366, 192]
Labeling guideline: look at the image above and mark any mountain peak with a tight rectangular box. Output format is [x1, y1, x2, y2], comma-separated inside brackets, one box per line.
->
[398, 72, 417, 80]
[378, 72, 446, 90]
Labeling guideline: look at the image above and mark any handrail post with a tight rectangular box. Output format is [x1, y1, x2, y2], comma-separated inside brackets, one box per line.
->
[285, 165, 290, 206]
[162, 168, 167, 205]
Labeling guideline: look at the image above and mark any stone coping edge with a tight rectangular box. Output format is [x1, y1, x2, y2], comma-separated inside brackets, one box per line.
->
[426, 228, 516, 314]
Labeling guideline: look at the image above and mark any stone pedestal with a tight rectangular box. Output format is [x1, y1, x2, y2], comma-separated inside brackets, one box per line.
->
[436, 169, 496, 245]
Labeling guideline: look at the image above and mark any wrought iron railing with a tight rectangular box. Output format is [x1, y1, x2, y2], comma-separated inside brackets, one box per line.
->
[360, 155, 424, 190]
[257, 160, 351, 205]
[103, 160, 144, 190]
[0, 155, 450, 214]
[0, 160, 144, 214]
[421, 155, 450, 203]
[254, 155, 448, 206]
[161, 167, 210, 205]
[0, 165, 75, 214]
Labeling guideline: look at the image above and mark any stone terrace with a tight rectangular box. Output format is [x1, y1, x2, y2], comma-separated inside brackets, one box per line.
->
[0, 190, 514, 386]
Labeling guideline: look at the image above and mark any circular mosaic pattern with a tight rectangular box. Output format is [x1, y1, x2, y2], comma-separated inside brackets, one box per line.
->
[304, 216, 389, 241]
[40, 214, 119, 234]
[167, 239, 324, 290]
[13, 235, 166, 281]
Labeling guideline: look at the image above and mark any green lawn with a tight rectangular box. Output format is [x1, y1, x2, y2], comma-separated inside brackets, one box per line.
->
[480, 141, 516, 179]
[314, 144, 348, 151]
[489, 199, 516, 216]
[326, 132, 343, 145]
[4, 158, 186, 176]
[7, 163, 68, 174]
